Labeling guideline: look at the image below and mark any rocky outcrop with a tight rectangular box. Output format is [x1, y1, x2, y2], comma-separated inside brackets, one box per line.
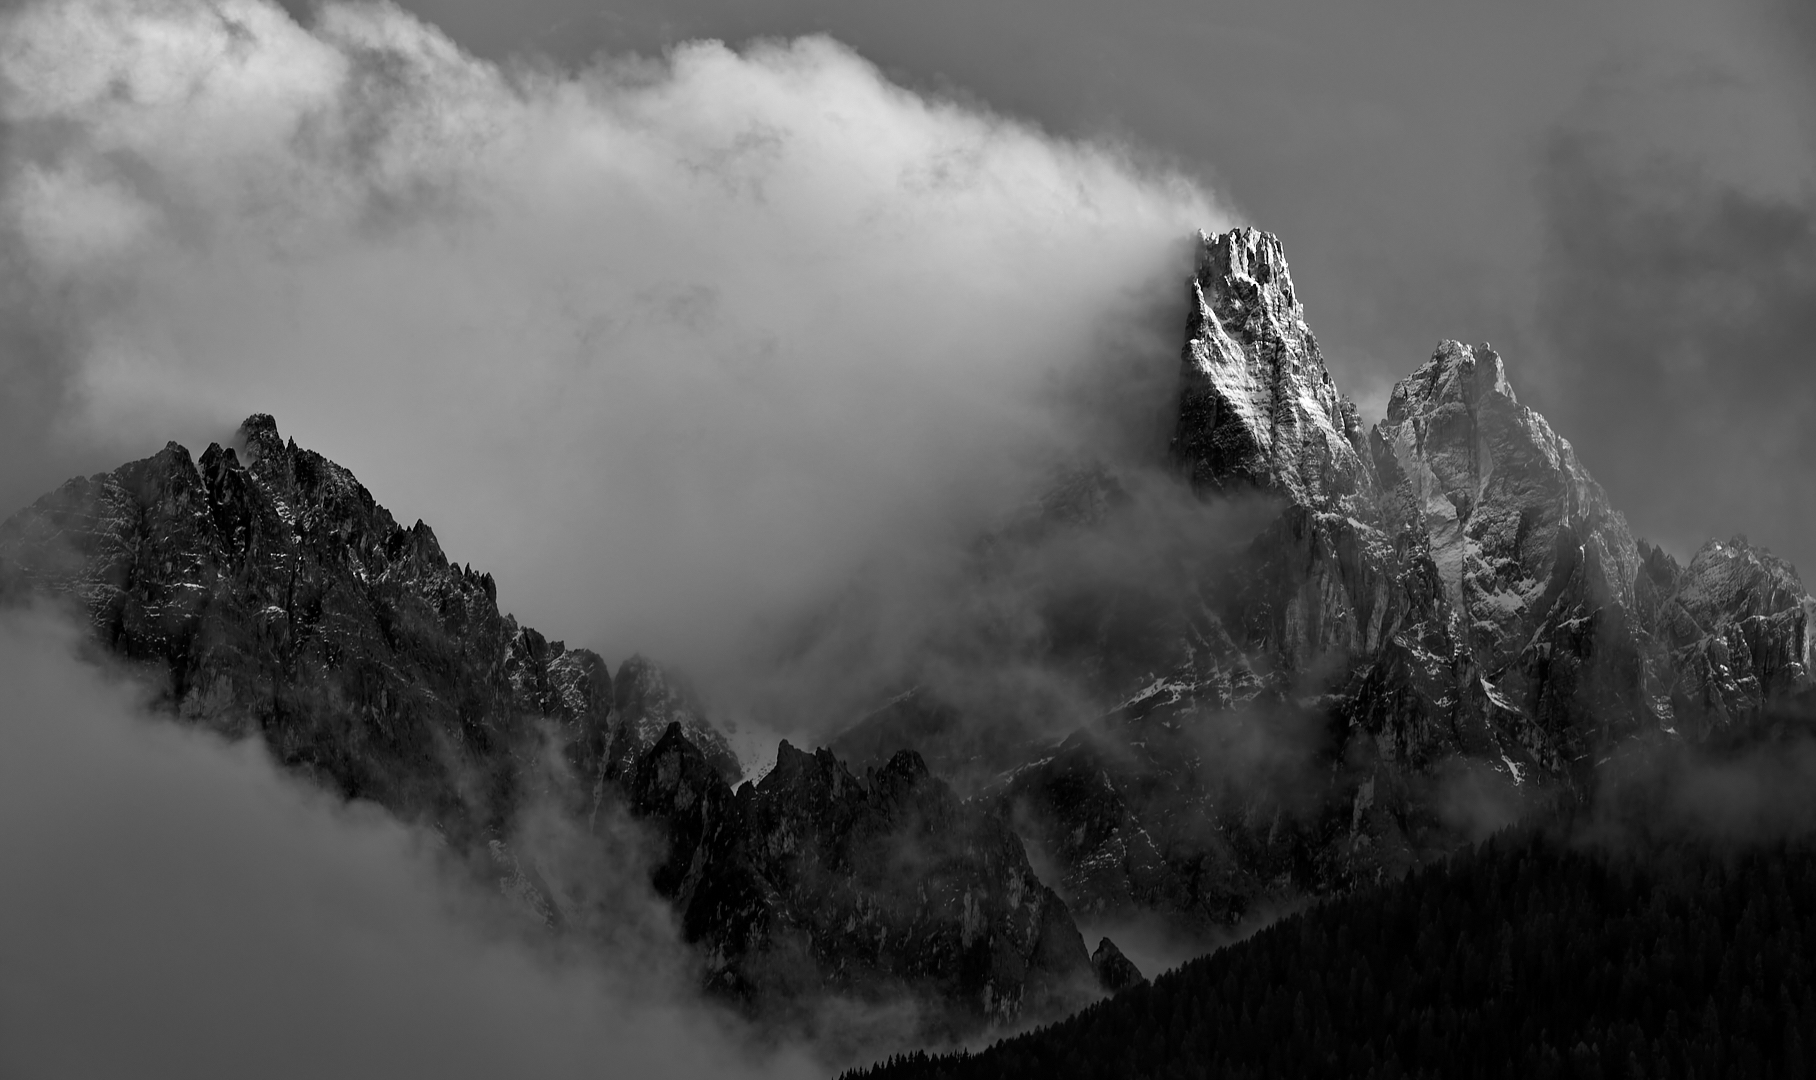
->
[625, 725, 1096, 1032]
[609, 654, 742, 783]
[1637, 536, 1815, 734]
[0, 413, 1107, 1040]
[5, 228, 1809, 1036]
[1372, 342, 1637, 641]
[902, 230, 1815, 943]
[0, 416, 617, 844]
[1170, 228, 1375, 514]
[1371, 342, 1653, 759]
[1090, 937, 1145, 993]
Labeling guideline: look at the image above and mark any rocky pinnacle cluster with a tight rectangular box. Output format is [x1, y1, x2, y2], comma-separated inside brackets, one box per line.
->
[1, 228, 1809, 1042]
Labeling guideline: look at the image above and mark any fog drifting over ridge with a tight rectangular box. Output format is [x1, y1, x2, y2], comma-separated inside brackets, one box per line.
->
[0, 0, 1227, 711]
[0, 605, 818, 1080]
[0, 8, 1233, 1065]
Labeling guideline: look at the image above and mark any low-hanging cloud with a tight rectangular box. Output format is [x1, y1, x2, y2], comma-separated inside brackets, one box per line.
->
[0, 0, 1226, 708]
[0, 604, 818, 1080]
[1582, 700, 1816, 850]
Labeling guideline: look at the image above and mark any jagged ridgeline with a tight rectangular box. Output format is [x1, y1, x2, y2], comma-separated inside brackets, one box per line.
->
[0, 417, 1105, 1035]
[2, 228, 1812, 1045]
[935, 228, 1816, 939]
[0, 414, 736, 838]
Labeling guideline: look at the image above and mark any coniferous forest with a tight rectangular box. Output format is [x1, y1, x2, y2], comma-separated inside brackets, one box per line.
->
[849, 823, 1816, 1080]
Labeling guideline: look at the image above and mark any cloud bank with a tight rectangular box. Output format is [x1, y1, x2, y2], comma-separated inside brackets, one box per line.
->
[0, 0, 1225, 706]
[0, 605, 816, 1080]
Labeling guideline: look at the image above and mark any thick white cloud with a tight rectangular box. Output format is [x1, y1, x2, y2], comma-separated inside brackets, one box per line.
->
[0, 9, 1230, 1065]
[0, 605, 817, 1079]
[0, 0, 1226, 703]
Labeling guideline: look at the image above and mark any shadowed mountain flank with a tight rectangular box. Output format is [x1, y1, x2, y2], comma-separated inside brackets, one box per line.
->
[3, 229, 1810, 1045]
[860, 228, 1814, 942]
[0, 413, 1108, 1042]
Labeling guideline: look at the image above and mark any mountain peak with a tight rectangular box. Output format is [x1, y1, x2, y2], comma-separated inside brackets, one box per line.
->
[1675, 534, 1814, 631]
[1194, 226, 1301, 320]
[1090, 936, 1145, 993]
[1373, 338, 1638, 627]
[1170, 228, 1373, 511]
[236, 413, 283, 460]
[611, 653, 741, 783]
[1384, 340, 1518, 423]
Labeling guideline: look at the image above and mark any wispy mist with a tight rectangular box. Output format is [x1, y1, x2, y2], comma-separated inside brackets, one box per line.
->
[1585, 711, 1816, 850]
[0, 0, 1226, 709]
[0, 604, 818, 1079]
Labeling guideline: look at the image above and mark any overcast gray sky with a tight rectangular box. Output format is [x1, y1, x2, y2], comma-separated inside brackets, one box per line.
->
[349, 0, 1816, 572]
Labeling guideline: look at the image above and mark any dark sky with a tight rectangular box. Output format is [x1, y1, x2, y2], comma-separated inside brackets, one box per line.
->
[339, 0, 1816, 573]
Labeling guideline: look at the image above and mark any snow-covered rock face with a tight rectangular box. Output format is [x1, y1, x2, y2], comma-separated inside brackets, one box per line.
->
[1171, 228, 1374, 512]
[5, 227, 1813, 1033]
[1637, 537, 1815, 732]
[1174, 232, 1811, 758]
[1673, 538, 1812, 632]
[1371, 340, 1638, 669]
[994, 230, 1816, 936]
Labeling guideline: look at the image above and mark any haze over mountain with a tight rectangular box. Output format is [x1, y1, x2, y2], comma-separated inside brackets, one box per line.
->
[0, 0, 1223, 713]
[294, 0, 1816, 582]
[0, 0, 1812, 1077]
[5, 220, 1810, 1070]
[3, 0, 1814, 702]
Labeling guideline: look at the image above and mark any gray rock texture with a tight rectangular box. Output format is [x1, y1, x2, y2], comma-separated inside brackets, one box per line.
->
[1637, 536, 1816, 733]
[0, 413, 1101, 1039]
[970, 229, 1815, 938]
[608, 653, 742, 783]
[3, 227, 1809, 1034]
[1089, 937, 1145, 993]
[624, 728, 1095, 1031]
[1171, 228, 1375, 513]
[0, 416, 607, 844]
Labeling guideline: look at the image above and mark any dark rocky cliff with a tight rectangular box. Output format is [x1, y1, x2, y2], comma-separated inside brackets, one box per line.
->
[626, 726, 1095, 1030]
[0, 415, 608, 845]
[2, 227, 1808, 1036]
[0, 413, 1100, 1038]
[967, 228, 1815, 937]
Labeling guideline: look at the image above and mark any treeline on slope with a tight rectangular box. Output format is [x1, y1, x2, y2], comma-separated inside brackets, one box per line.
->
[847, 823, 1816, 1080]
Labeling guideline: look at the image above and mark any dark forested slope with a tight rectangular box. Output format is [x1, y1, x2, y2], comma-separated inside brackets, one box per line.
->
[850, 820, 1816, 1080]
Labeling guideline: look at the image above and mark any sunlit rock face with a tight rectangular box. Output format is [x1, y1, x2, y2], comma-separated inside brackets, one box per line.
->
[1170, 227, 1375, 514]
[974, 229, 1816, 940]
[1370, 340, 1655, 771]
[3, 227, 1810, 1036]
[1373, 341, 1639, 665]
[1637, 536, 1815, 734]
[1364, 341, 1811, 754]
